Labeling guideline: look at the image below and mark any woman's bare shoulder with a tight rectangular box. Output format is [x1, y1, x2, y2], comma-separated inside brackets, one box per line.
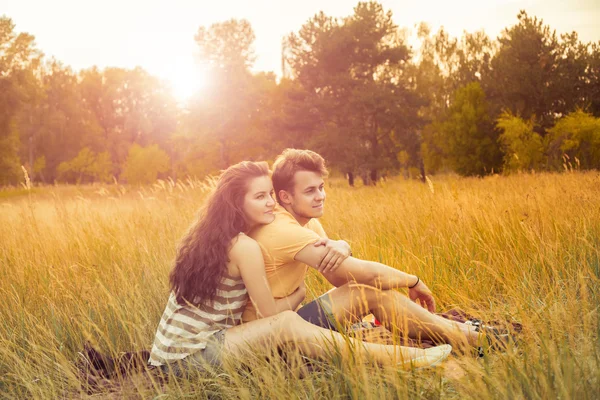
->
[229, 233, 261, 261]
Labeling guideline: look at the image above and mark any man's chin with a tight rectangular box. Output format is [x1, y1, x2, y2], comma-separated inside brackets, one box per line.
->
[294, 206, 324, 220]
[310, 208, 324, 218]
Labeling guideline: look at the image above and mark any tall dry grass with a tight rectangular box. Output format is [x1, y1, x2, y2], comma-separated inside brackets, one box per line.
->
[0, 172, 599, 399]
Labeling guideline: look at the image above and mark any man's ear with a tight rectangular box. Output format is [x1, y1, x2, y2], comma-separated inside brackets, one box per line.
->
[279, 190, 292, 205]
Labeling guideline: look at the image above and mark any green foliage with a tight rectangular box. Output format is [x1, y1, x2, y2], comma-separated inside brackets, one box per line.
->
[484, 11, 561, 131]
[32, 155, 46, 178]
[171, 132, 221, 179]
[588, 43, 600, 117]
[2, 8, 600, 184]
[424, 82, 501, 176]
[78, 66, 178, 170]
[285, 2, 418, 183]
[497, 112, 544, 172]
[0, 16, 41, 186]
[57, 148, 113, 184]
[0, 124, 21, 186]
[22, 62, 92, 183]
[547, 110, 600, 169]
[0, 16, 41, 75]
[121, 144, 170, 184]
[555, 32, 592, 116]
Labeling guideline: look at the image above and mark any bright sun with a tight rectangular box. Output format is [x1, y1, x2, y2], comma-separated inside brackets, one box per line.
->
[164, 60, 208, 102]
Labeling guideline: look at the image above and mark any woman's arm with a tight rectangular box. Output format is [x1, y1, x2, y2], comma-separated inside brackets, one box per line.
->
[231, 236, 305, 319]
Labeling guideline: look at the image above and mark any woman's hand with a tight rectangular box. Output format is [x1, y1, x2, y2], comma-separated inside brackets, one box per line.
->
[408, 280, 436, 313]
[313, 238, 352, 274]
[283, 280, 306, 309]
[295, 280, 306, 300]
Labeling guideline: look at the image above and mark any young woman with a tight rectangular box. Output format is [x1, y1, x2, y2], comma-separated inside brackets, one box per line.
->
[148, 161, 452, 375]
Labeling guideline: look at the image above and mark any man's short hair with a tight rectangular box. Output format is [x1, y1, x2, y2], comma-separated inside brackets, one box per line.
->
[272, 149, 329, 205]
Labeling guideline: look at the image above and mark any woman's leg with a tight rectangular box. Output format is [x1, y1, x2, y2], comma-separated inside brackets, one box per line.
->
[224, 310, 427, 365]
[321, 283, 480, 348]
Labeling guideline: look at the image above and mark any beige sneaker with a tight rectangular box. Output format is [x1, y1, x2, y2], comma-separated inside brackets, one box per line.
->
[398, 344, 453, 370]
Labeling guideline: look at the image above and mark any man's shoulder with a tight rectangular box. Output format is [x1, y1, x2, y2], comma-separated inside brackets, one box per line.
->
[248, 212, 325, 264]
[306, 218, 324, 230]
[306, 218, 327, 237]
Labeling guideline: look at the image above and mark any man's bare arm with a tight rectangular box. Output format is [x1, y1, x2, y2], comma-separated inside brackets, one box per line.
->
[294, 243, 436, 312]
[295, 244, 418, 289]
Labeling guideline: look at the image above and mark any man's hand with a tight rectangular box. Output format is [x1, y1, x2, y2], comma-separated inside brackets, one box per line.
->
[408, 280, 436, 313]
[313, 238, 351, 274]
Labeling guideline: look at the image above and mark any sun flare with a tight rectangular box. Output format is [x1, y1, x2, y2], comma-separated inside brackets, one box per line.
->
[164, 59, 209, 101]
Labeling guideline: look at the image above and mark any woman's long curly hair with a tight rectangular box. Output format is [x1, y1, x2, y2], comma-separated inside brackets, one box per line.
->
[170, 161, 270, 306]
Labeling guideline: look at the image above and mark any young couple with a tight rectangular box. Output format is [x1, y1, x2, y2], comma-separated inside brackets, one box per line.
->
[148, 149, 487, 375]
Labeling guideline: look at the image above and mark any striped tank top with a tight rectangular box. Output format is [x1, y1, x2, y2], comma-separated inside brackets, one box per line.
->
[148, 271, 248, 366]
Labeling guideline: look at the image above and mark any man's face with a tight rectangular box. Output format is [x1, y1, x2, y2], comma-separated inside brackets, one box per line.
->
[283, 170, 326, 219]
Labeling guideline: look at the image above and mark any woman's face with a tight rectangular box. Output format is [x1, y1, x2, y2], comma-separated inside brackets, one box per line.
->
[242, 176, 276, 229]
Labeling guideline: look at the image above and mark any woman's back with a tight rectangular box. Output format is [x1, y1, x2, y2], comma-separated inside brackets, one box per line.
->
[149, 268, 248, 367]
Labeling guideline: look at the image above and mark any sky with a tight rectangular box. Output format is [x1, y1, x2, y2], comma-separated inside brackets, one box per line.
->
[2, 0, 599, 99]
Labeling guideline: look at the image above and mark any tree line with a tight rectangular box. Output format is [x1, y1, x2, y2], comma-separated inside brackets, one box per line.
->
[1, 2, 599, 186]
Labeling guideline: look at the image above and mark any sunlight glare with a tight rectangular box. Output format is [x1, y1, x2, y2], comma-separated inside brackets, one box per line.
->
[164, 58, 208, 102]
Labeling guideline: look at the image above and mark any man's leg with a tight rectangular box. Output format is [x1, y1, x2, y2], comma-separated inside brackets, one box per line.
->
[301, 283, 480, 348]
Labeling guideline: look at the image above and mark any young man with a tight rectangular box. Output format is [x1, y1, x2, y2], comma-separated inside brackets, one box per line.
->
[241, 149, 483, 348]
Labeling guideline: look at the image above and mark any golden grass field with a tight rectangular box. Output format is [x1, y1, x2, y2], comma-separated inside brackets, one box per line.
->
[1, 171, 599, 399]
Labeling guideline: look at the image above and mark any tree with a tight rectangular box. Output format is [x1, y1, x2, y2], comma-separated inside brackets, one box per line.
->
[496, 111, 544, 171]
[188, 19, 267, 169]
[56, 147, 113, 183]
[554, 32, 591, 116]
[484, 11, 561, 132]
[79, 67, 177, 175]
[285, 11, 358, 178]
[21, 61, 100, 183]
[423, 82, 501, 176]
[409, 24, 447, 174]
[398, 23, 495, 177]
[195, 19, 256, 74]
[121, 144, 169, 184]
[285, 2, 418, 184]
[413, 24, 493, 113]
[547, 109, 600, 170]
[0, 16, 42, 185]
[586, 42, 600, 117]
[448, 30, 495, 95]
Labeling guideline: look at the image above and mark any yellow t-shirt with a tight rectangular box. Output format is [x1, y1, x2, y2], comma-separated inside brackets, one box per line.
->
[241, 207, 327, 322]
